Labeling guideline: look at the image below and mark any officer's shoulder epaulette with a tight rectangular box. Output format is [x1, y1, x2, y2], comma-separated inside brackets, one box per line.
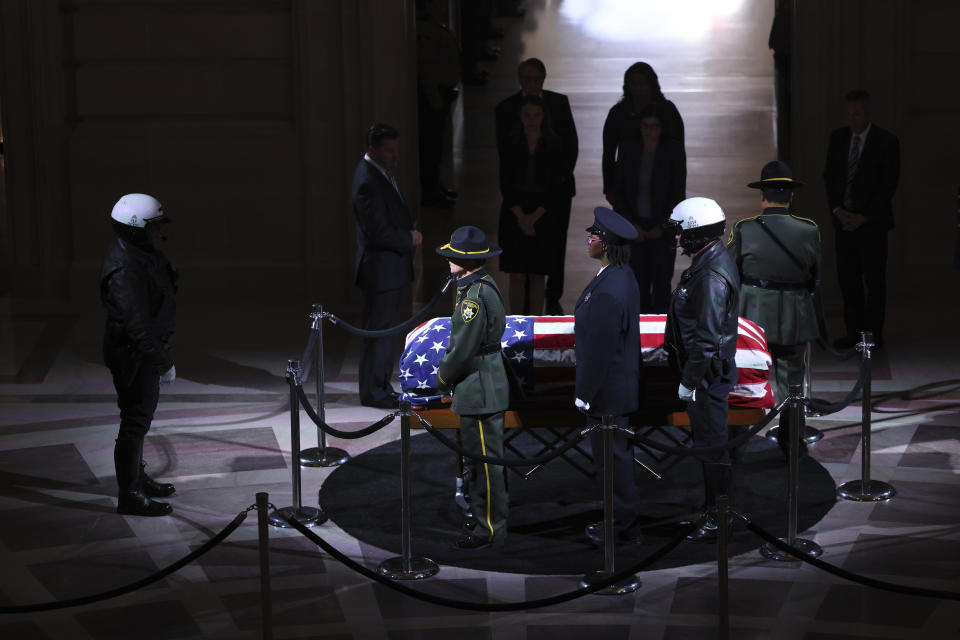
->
[733, 215, 761, 228]
[791, 214, 819, 227]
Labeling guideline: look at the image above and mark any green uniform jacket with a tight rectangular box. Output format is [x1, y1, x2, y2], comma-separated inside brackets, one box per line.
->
[727, 206, 821, 345]
[437, 269, 510, 415]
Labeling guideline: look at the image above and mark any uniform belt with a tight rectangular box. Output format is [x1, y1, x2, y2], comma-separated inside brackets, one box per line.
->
[477, 343, 502, 356]
[741, 275, 809, 291]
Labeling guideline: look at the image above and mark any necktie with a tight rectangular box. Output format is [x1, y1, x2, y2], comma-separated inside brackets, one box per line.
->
[843, 134, 861, 209]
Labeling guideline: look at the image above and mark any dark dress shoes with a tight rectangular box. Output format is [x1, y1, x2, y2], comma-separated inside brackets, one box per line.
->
[453, 534, 501, 551]
[141, 463, 176, 498]
[584, 522, 643, 546]
[685, 513, 735, 542]
[118, 492, 173, 517]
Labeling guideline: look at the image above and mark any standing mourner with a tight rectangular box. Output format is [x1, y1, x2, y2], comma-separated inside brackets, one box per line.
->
[610, 102, 686, 312]
[574, 207, 643, 545]
[822, 89, 899, 349]
[436, 226, 510, 550]
[665, 197, 740, 540]
[100, 194, 177, 517]
[728, 161, 820, 458]
[352, 124, 423, 408]
[495, 57, 578, 315]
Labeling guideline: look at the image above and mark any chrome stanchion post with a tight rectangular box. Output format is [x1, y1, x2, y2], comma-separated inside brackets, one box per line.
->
[579, 415, 641, 595]
[378, 401, 439, 580]
[761, 384, 822, 561]
[255, 492, 274, 640]
[717, 494, 729, 640]
[301, 304, 351, 467]
[801, 342, 825, 435]
[270, 360, 324, 528]
[837, 331, 896, 502]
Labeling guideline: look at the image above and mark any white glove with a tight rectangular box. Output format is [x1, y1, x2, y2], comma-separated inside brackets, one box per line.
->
[160, 365, 176, 384]
[678, 383, 696, 402]
[574, 397, 590, 412]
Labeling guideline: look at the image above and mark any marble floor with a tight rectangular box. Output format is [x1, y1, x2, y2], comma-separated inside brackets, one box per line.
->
[2, 1, 960, 638]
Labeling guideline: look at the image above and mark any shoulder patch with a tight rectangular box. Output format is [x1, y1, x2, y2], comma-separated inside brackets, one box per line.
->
[460, 299, 480, 323]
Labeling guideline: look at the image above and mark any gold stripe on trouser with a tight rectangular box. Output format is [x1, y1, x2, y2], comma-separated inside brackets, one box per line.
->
[478, 418, 494, 542]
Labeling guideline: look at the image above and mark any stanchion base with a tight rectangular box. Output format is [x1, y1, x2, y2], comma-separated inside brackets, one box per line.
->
[765, 425, 823, 444]
[578, 570, 641, 595]
[837, 479, 896, 502]
[760, 537, 823, 562]
[377, 556, 439, 580]
[268, 506, 326, 529]
[300, 447, 351, 467]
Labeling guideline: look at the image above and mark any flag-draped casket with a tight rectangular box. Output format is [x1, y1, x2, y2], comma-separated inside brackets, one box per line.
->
[399, 315, 774, 411]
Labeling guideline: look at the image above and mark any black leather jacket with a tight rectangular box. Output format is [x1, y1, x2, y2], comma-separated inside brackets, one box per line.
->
[100, 237, 177, 380]
[665, 240, 740, 390]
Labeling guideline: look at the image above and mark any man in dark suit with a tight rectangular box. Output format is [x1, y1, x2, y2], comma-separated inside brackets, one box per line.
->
[575, 207, 643, 546]
[352, 124, 423, 408]
[823, 90, 900, 349]
[495, 58, 578, 315]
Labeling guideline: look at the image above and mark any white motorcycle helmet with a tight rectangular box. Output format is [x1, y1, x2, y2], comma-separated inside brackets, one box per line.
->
[668, 197, 726, 255]
[110, 193, 169, 228]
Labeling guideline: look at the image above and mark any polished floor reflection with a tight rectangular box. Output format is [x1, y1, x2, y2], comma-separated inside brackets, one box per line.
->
[2, 1, 959, 638]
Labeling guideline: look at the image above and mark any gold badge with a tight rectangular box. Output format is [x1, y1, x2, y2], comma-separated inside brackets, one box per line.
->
[461, 300, 480, 323]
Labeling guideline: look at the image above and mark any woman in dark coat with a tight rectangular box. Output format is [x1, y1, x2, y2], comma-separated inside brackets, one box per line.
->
[497, 95, 568, 315]
[611, 102, 686, 312]
[602, 61, 685, 206]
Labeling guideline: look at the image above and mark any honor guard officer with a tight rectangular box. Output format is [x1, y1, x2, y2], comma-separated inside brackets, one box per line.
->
[436, 226, 511, 550]
[728, 161, 821, 458]
[665, 197, 740, 540]
[575, 207, 644, 546]
[100, 194, 178, 517]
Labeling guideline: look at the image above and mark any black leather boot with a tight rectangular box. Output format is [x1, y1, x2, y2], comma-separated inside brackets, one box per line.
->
[687, 463, 733, 541]
[141, 462, 176, 498]
[115, 439, 172, 516]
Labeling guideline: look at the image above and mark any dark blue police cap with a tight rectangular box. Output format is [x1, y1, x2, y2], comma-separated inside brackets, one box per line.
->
[586, 206, 638, 244]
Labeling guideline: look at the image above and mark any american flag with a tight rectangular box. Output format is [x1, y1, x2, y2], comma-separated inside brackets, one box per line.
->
[398, 315, 774, 409]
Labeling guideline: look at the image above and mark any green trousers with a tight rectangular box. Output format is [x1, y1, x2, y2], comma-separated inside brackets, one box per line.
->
[769, 342, 807, 454]
[459, 412, 508, 543]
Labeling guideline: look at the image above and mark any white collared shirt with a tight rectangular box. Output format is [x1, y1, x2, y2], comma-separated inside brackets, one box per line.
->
[363, 153, 401, 195]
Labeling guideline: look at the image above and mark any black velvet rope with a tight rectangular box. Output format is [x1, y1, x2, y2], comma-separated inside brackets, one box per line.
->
[805, 356, 871, 414]
[297, 386, 397, 439]
[325, 276, 455, 338]
[814, 336, 859, 361]
[741, 516, 960, 601]
[0, 510, 248, 614]
[298, 327, 318, 378]
[414, 412, 596, 467]
[277, 508, 688, 611]
[630, 402, 783, 456]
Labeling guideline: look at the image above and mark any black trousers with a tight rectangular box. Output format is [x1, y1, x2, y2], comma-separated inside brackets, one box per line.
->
[588, 413, 637, 531]
[111, 359, 160, 442]
[629, 235, 677, 313]
[544, 197, 572, 303]
[835, 228, 888, 342]
[359, 286, 404, 404]
[685, 357, 737, 464]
